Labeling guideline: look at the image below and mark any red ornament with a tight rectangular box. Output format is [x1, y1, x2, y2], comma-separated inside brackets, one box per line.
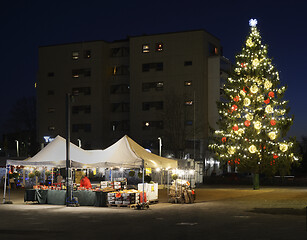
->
[243, 87, 247, 93]
[263, 146, 266, 149]
[244, 120, 251, 127]
[232, 125, 239, 131]
[241, 62, 246, 68]
[270, 119, 276, 126]
[231, 104, 238, 111]
[273, 154, 278, 159]
[268, 91, 275, 98]
[222, 137, 226, 143]
[264, 98, 270, 104]
[233, 96, 240, 102]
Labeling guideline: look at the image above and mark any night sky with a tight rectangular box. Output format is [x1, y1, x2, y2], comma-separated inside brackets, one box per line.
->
[1, 0, 306, 140]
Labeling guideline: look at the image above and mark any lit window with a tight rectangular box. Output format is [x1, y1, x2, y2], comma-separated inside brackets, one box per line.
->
[72, 51, 79, 60]
[145, 122, 150, 127]
[48, 126, 55, 131]
[185, 81, 192, 86]
[156, 43, 163, 52]
[184, 61, 192, 66]
[185, 100, 193, 106]
[142, 44, 150, 53]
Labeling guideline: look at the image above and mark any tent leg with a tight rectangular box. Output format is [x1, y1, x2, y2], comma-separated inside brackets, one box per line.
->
[2, 165, 7, 203]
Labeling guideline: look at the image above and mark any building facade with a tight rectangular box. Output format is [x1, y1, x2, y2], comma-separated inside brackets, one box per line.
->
[37, 30, 230, 160]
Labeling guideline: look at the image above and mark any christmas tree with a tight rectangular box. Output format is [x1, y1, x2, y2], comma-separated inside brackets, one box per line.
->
[209, 19, 298, 189]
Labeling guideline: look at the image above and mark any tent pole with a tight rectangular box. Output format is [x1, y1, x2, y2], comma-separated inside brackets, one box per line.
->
[142, 160, 145, 205]
[51, 168, 54, 185]
[66, 93, 73, 206]
[2, 164, 8, 203]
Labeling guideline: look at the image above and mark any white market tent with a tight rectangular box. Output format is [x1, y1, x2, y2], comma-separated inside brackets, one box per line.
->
[6, 135, 177, 169]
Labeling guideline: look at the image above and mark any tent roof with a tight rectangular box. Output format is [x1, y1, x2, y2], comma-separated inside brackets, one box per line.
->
[7, 135, 177, 169]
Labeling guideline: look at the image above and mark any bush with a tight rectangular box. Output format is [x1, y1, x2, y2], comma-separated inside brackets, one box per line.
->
[34, 170, 41, 177]
[29, 172, 35, 178]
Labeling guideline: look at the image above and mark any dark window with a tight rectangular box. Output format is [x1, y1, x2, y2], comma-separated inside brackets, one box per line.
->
[47, 72, 54, 77]
[143, 121, 163, 130]
[110, 84, 130, 94]
[48, 126, 55, 131]
[113, 65, 129, 75]
[110, 120, 130, 131]
[209, 43, 219, 56]
[184, 61, 192, 66]
[72, 51, 79, 60]
[72, 124, 91, 132]
[48, 90, 55, 95]
[142, 62, 163, 72]
[111, 103, 130, 112]
[185, 120, 193, 126]
[72, 68, 91, 78]
[142, 44, 150, 53]
[72, 87, 91, 95]
[184, 81, 192, 86]
[156, 43, 163, 52]
[84, 50, 91, 59]
[111, 47, 129, 57]
[72, 105, 91, 114]
[142, 101, 163, 111]
[142, 82, 163, 92]
[48, 108, 55, 113]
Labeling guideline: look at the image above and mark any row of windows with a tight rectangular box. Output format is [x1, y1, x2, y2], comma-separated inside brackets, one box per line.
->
[47, 100, 193, 114]
[141, 61, 192, 72]
[72, 68, 91, 78]
[72, 50, 91, 60]
[142, 43, 163, 53]
[47, 119, 193, 133]
[48, 87, 91, 96]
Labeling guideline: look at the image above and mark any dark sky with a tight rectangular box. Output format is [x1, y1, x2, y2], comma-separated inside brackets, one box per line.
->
[1, 0, 306, 140]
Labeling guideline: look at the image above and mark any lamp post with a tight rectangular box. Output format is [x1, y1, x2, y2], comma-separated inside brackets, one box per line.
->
[158, 137, 162, 156]
[66, 91, 78, 206]
[15, 140, 19, 157]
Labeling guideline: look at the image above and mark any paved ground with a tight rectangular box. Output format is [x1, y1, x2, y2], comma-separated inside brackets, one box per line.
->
[0, 186, 307, 240]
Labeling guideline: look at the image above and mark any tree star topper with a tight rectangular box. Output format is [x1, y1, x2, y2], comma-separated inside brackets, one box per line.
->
[249, 19, 258, 27]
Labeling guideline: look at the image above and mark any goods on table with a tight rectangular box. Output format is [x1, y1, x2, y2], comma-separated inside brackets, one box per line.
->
[101, 179, 127, 190]
[168, 179, 195, 204]
[107, 189, 144, 206]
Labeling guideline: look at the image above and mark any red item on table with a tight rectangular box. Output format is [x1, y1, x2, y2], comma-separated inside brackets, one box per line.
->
[80, 176, 92, 189]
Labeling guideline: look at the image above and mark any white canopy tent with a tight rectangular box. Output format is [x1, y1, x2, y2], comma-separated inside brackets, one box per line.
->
[6, 135, 177, 169]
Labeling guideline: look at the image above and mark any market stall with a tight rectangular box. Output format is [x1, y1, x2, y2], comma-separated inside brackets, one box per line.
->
[3, 135, 178, 207]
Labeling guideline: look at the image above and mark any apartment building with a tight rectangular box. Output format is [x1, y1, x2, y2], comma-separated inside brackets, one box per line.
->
[37, 30, 230, 160]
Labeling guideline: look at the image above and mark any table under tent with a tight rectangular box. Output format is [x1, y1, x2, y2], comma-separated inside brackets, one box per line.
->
[3, 135, 177, 207]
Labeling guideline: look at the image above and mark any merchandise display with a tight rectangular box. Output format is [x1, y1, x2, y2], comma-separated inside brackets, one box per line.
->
[168, 179, 195, 204]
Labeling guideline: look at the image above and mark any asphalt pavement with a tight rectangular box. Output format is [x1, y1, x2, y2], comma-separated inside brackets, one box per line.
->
[0, 186, 307, 240]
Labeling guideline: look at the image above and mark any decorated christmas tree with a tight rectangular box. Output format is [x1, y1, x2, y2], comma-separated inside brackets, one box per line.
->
[209, 19, 298, 189]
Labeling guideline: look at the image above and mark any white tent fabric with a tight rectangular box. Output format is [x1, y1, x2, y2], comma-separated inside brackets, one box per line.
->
[7, 135, 177, 169]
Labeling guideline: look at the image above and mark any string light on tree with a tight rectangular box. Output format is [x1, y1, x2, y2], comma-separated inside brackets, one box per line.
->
[209, 19, 298, 189]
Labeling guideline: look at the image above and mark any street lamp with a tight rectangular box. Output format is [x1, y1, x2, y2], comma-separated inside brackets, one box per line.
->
[77, 139, 81, 148]
[158, 137, 162, 156]
[66, 91, 78, 206]
[15, 140, 19, 157]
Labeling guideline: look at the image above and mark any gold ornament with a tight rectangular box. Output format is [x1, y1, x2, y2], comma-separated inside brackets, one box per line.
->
[237, 128, 245, 136]
[279, 143, 288, 152]
[257, 95, 264, 102]
[240, 90, 246, 97]
[228, 146, 236, 155]
[252, 58, 260, 67]
[250, 85, 258, 94]
[254, 78, 262, 85]
[278, 89, 282, 94]
[246, 114, 253, 121]
[254, 121, 262, 130]
[236, 113, 241, 118]
[264, 80, 272, 90]
[265, 105, 274, 113]
[244, 98, 251, 106]
[268, 132, 276, 140]
[246, 38, 254, 47]
[249, 145, 257, 153]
